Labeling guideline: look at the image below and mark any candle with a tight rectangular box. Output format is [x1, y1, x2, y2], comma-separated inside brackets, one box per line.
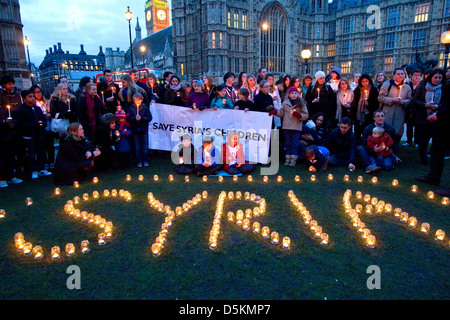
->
[98, 233, 106, 245]
[252, 222, 261, 234]
[6, 105, 12, 119]
[247, 175, 253, 182]
[317, 88, 320, 100]
[33, 246, 43, 259]
[227, 212, 235, 223]
[54, 188, 61, 196]
[408, 217, 417, 228]
[295, 175, 301, 182]
[282, 237, 291, 250]
[139, 174, 144, 181]
[421, 223, 430, 234]
[0, 209, 5, 219]
[93, 177, 98, 184]
[67, 99, 71, 112]
[321, 233, 329, 245]
[102, 91, 105, 102]
[185, 175, 189, 182]
[22, 242, 32, 255]
[51, 246, 61, 260]
[25, 197, 33, 206]
[371, 176, 378, 184]
[270, 231, 279, 244]
[427, 191, 435, 199]
[435, 229, 445, 241]
[233, 175, 238, 182]
[81, 240, 90, 253]
[442, 197, 449, 205]
[366, 235, 376, 248]
[202, 175, 208, 182]
[65, 243, 76, 257]
[392, 179, 399, 186]
[398, 85, 402, 98]
[364, 90, 368, 100]
[277, 175, 283, 182]
[261, 226, 270, 238]
[73, 181, 79, 188]
[151, 243, 162, 257]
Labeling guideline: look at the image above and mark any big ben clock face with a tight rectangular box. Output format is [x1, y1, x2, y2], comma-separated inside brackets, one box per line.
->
[157, 9, 166, 21]
[146, 10, 151, 21]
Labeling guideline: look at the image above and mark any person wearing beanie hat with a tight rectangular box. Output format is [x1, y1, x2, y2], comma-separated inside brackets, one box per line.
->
[328, 68, 342, 92]
[306, 70, 337, 128]
[270, 85, 308, 167]
[186, 79, 210, 110]
[114, 108, 132, 170]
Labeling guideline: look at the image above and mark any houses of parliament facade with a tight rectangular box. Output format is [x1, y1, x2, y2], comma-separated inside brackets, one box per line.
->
[171, 0, 450, 82]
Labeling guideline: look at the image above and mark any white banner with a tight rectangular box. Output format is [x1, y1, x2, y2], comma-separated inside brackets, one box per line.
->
[148, 103, 272, 164]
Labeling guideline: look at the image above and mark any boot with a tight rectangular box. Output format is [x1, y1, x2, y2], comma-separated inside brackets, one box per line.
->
[284, 155, 291, 166]
[289, 155, 298, 167]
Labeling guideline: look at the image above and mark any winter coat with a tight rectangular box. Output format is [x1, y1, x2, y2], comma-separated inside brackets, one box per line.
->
[305, 83, 336, 124]
[115, 123, 132, 153]
[97, 80, 120, 114]
[186, 92, 211, 109]
[15, 103, 47, 138]
[410, 82, 442, 125]
[252, 91, 273, 113]
[366, 132, 394, 157]
[210, 96, 234, 109]
[378, 80, 412, 136]
[164, 86, 188, 106]
[275, 98, 308, 131]
[78, 93, 106, 138]
[325, 127, 357, 163]
[50, 96, 78, 122]
[126, 103, 152, 134]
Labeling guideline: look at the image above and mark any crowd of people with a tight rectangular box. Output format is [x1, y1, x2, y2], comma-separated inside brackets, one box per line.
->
[0, 65, 448, 195]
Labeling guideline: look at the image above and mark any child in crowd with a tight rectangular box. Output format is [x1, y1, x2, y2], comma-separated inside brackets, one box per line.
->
[305, 144, 330, 172]
[127, 92, 152, 167]
[269, 87, 308, 166]
[94, 113, 119, 172]
[222, 132, 255, 175]
[366, 126, 397, 170]
[115, 108, 132, 170]
[194, 136, 222, 176]
[186, 80, 211, 110]
[210, 85, 234, 109]
[174, 134, 197, 175]
[234, 88, 254, 111]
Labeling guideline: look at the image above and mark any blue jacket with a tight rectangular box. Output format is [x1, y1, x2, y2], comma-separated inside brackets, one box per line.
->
[115, 123, 132, 153]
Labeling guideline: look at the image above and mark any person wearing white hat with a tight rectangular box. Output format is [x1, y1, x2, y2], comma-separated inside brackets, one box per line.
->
[305, 71, 337, 127]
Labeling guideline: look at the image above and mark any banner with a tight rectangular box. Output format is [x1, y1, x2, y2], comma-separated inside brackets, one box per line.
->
[148, 103, 272, 164]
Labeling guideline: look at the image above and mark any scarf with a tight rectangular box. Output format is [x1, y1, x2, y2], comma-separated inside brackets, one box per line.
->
[425, 82, 442, 105]
[356, 85, 371, 123]
[170, 84, 181, 91]
[336, 89, 353, 121]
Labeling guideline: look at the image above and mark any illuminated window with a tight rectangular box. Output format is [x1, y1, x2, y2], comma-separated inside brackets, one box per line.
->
[260, 4, 287, 73]
[234, 13, 239, 28]
[341, 61, 352, 74]
[414, 2, 430, 23]
[212, 32, 216, 48]
[384, 56, 394, 71]
[327, 44, 335, 57]
[363, 39, 375, 52]
[219, 32, 223, 47]
[180, 63, 184, 75]
[315, 44, 321, 57]
[228, 12, 231, 27]
[242, 14, 247, 29]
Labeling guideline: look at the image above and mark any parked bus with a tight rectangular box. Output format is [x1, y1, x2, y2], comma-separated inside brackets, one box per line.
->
[95, 68, 163, 88]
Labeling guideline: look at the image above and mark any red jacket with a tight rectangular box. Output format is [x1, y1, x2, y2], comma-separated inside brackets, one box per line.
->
[367, 132, 394, 157]
[222, 142, 246, 171]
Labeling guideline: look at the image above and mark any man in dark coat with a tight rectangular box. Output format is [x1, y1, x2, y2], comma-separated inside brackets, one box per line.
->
[97, 69, 120, 114]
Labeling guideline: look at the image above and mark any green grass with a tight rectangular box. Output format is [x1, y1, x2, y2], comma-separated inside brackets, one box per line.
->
[0, 146, 449, 300]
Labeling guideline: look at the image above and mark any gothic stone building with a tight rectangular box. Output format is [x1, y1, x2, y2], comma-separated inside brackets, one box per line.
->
[172, 0, 450, 82]
[0, 0, 30, 90]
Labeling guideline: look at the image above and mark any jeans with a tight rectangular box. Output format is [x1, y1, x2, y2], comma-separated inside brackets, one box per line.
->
[329, 151, 351, 167]
[369, 153, 396, 170]
[355, 146, 375, 169]
[134, 133, 149, 164]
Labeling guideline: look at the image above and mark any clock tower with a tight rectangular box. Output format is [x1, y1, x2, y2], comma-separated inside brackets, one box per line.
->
[145, 0, 170, 36]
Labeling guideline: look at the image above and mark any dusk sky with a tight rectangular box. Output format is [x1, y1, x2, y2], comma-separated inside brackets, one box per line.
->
[21, 0, 172, 66]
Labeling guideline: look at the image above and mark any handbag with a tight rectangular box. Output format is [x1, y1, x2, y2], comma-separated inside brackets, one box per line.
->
[51, 113, 69, 133]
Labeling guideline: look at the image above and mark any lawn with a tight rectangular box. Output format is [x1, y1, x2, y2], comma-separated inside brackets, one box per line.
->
[0, 145, 449, 300]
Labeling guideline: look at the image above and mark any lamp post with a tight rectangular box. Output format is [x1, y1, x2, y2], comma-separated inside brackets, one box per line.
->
[301, 48, 312, 75]
[23, 36, 32, 83]
[260, 22, 269, 69]
[125, 6, 134, 69]
[441, 25, 450, 70]
[140, 45, 146, 67]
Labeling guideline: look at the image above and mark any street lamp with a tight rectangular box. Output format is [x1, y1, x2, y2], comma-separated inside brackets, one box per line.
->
[23, 36, 33, 83]
[140, 45, 146, 67]
[125, 6, 134, 69]
[441, 25, 450, 70]
[301, 48, 312, 75]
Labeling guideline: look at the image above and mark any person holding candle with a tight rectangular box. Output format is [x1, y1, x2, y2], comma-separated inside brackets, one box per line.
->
[378, 67, 412, 154]
[186, 80, 211, 110]
[222, 72, 237, 105]
[222, 132, 255, 174]
[0, 75, 26, 178]
[366, 126, 397, 170]
[78, 82, 106, 140]
[351, 74, 380, 140]
[119, 74, 148, 113]
[335, 78, 354, 123]
[174, 134, 197, 175]
[32, 85, 55, 170]
[269, 86, 309, 167]
[53, 122, 100, 185]
[146, 73, 161, 103]
[164, 75, 188, 107]
[97, 69, 120, 114]
[15, 90, 52, 179]
[410, 68, 446, 165]
[126, 92, 152, 168]
[210, 85, 234, 109]
[194, 136, 222, 176]
[305, 144, 330, 172]
[114, 109, 132, 170]
[305, 71, 336, 127]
